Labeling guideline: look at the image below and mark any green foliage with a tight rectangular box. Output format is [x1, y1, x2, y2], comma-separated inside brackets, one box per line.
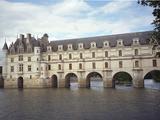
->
[114, 72, 132, 84]
[138, 0, 160, 41]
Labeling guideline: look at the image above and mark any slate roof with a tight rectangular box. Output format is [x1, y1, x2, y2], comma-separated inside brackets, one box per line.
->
[7, 31, 153, 54]
[2, 42, 8, 50]
[49, 31, 153, 51]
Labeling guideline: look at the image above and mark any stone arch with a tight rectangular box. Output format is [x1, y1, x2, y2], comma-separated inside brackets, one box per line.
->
[65, 73, 78, 88]
[86, 72, 103, 88]
[0, 76, 4, 88]
[17, 76, 23, 88]
[144, 70, 160, 82]
[112, 71, 133, 87]
[51, 74, 58, 88]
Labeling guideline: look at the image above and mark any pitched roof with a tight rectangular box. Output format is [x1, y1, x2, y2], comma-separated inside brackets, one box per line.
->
[2, 42, 8, 50]
[49, 31, 153, 51]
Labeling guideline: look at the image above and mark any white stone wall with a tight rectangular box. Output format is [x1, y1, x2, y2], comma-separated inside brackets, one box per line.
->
[3, 43, 160, 88]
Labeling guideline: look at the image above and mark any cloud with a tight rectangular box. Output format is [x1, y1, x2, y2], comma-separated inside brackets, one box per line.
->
[0, 0, 154, 49]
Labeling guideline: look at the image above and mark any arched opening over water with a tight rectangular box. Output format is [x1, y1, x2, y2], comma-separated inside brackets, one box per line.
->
[51, 75, 58, 88]
[0, 76, 4, 88]
[144, 70, 160, 89]
[17, 77, 23, 89]
[65, 73, 78, 88]
[86, 72, 103, 88]
[112, 72, 132, 88]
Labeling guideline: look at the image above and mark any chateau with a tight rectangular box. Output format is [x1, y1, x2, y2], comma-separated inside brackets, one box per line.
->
[0, 31, 160, 88]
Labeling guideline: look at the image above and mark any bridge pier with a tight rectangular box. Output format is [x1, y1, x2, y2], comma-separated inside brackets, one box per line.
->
[132, 69, 144, 88]
[78, 71, 86, 88]
[58, 72, 65, 88]
[103, 70, 114, 88]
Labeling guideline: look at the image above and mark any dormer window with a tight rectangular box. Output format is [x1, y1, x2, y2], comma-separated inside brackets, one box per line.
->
[117, 39, 123, 46]
[47, 46, 52, 52]
[68, 44, 72, 50]
[78, 43, 83, 49]
[133, 38, 139, 45]
[58, 45, 63, 51]
[91, 42, 96, 48]
[104, 41, 109, 47]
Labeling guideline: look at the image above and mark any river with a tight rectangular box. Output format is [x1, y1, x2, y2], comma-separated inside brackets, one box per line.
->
[0, 80, 160, 120]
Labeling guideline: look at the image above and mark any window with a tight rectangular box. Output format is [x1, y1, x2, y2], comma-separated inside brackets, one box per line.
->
[119, 50, 122, 56]
[11, 66, 14, 72]
[91, 42, 96, 48]
[78, 43, 83, 49]
[135, 61, 139, 67]
[59, 54, 62, 60]
[28, 57, 31, 62]
[69, 53, 72, 59]
[80, 53, 83, 59]
[105, 62, 108, 68]
[58, 64, 61, 70]
[68, 44, 72, 50]
[28, 65, 31, 71]
[153, 60, 157, 67]
[37, 58, 39, 61]
[19, 64, 23, 72]
[133, 38, 139, 45]
[92, 52, 95, 58]
[19, 55, 23, 61]
[58, 45, 63, 51]
[11, 58, 14, 62]
[119, 61, 123, 68]
[118, 41, 122, 45]
[69, 64, 72, 70]
[134, 49, 138, 56]
[30, 75, 32, 79]
[79, 63, 82, 69]
[92, 62, 96, 69]
[104, 41, 109, 47]
[48, 65, 51, 70]
[48, 55, 51, 61]
[105, 51, 108, 57]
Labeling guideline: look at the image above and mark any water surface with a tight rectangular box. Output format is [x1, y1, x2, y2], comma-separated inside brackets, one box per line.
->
[0, 86, 160, 120]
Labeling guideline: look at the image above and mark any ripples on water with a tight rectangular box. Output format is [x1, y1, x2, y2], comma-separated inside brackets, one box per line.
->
[0, 81, 160, 120]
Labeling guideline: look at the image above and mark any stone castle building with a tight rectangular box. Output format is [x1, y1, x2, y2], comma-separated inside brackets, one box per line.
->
[0, 31, 160, 88]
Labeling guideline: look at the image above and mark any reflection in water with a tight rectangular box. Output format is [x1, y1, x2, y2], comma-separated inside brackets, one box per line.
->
[0, 88, 160, 120]
[0, 81, 160, 120]
[145, 79, 160, 90]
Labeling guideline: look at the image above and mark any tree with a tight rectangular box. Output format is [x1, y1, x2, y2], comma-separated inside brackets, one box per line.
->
[138, 0, 160, 42]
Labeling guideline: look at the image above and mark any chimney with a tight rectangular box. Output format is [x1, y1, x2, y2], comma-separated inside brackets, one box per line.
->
[27, 33, 31, 40]
[20, 34, 24, 40]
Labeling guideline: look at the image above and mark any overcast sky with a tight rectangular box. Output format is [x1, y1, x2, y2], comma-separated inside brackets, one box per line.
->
[0, 0, 154, 48]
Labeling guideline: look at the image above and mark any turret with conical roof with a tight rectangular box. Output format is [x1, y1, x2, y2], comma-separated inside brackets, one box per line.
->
[2, 41, 8, 51]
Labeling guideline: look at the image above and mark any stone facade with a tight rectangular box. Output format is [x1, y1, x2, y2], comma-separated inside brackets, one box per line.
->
[1, 31, 160, 88]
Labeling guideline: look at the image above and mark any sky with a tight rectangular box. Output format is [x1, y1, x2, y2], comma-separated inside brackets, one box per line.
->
[0, 0, 154, 49]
